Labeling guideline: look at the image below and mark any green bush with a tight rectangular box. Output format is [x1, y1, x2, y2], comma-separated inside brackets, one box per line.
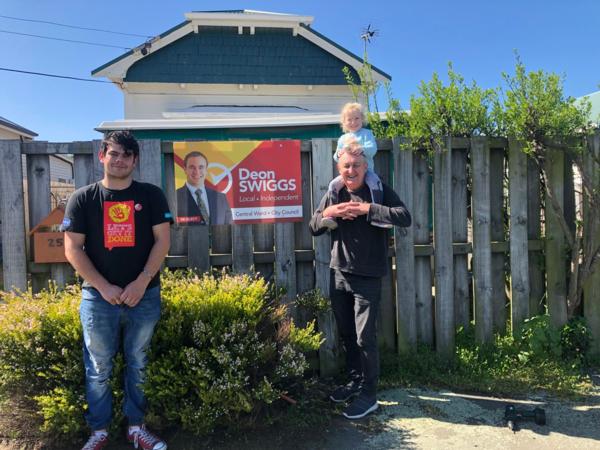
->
[0, 271, 322, 438]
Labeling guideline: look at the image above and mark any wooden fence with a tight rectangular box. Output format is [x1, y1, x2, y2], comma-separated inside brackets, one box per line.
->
[1, 134, 599, 370]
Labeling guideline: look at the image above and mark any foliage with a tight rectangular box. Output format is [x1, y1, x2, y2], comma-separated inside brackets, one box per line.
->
[408, 63, 499, 149]
[499, 54, 592, 151]
[294, 288, 330, 314]
[380, 316, 594, 398]
[343, 61, 410, 139]
[0, 271, 322, 439]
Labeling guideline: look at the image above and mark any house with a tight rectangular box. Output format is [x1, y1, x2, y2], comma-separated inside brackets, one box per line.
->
[92, 10, 391, 140]
[578, 90, 600, 125]
[0, 117, 75, 261]
[0, 116, 74, 185]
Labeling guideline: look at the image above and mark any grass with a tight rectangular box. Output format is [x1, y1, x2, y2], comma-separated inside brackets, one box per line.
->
[379, 322, 597, 400]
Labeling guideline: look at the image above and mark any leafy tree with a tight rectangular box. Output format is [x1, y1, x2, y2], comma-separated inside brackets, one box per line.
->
[499, 56, 595, 319]
[409, 63, 498, 150]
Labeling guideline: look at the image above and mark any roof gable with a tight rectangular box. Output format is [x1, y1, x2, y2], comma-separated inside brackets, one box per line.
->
[92, 10, 390, 84]
[0, 116, 37, 138]
[124, 26, 360, 85]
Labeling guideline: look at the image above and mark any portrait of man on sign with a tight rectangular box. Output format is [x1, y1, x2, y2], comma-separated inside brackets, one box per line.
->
[175, 150, 232, 226]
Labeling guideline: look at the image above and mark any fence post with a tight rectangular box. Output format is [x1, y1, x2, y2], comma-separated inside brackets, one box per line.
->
[413, 150, 434, 345]
[471, 137, 494, 343]
[394, 138, 416, 352]
[584, 132, 600, 356]
[433, 137, 455, 357]
[545, 148, 568, 328]
[508, 139, 530, 333]
[0, 140, 27, 292]
[311, 138, 339, 376]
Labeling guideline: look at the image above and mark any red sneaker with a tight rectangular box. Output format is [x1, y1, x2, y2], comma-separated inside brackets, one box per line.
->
[126, 425, 167, 450]
[81, 432, 109, 450]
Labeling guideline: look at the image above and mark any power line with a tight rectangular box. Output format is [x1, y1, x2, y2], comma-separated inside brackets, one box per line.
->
[0, 29, 131, 50]
[0, 14, 152, 39]
[0, 67, 118, 84]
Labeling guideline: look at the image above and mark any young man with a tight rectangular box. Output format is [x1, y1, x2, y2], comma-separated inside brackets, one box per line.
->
[309, 144, 411, 419]
[62, 131, 172, 450]
[175, 151, 232, 225]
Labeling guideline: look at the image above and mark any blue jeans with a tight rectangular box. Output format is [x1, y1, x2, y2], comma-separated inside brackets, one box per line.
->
[80, 286, 161, 430]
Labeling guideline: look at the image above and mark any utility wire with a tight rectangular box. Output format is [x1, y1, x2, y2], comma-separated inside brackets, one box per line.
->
[0, 67, 119, 84]
[0, 29, 132, 50]
[0, 14, 152, 39]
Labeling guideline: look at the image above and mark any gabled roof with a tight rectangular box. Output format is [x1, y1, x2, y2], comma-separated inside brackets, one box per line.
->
[92, 10, 391, 85]
[0, 116, 37, 138]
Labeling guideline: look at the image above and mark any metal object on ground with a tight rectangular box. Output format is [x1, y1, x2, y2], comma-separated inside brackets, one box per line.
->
[504, 404, 546, 431]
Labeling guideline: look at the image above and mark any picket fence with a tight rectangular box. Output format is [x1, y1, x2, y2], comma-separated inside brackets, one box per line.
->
[1, 134, 599, 373]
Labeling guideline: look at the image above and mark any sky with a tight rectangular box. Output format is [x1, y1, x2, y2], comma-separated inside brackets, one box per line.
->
[1, 0, 598, 142]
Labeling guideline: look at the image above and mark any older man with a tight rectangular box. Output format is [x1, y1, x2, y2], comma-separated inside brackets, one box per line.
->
[309, 144, 411, 419]
[176, 151, 232, 225]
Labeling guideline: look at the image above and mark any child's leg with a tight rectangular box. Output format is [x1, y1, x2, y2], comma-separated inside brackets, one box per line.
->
[365, 170, 392, 229]
[327, 175, 345, 205]
[365, 170, 383, 205]
[322, 175, 344, 230]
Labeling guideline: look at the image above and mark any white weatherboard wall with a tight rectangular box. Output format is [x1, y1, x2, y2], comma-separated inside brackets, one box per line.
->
[121, 83, 352, 120]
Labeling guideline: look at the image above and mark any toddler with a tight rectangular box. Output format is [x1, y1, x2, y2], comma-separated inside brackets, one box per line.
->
[321, 102, 389, 230]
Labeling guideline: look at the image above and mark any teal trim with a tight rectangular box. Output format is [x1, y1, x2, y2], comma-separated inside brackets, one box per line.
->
[299, 24, 391, 81]
[128, 124, 340, 141]
[91, 21, 189, 75]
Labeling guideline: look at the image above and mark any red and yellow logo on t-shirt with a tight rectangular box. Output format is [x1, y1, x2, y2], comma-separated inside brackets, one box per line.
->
[104, 201, 135, 249]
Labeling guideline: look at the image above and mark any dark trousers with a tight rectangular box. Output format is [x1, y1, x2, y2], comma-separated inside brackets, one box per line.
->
[330, 269, 381, 396]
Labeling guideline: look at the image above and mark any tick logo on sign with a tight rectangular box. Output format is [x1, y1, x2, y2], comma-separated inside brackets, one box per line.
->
[104, 201, 135, 250]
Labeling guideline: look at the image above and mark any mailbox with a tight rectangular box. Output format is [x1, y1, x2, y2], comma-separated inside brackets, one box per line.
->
[29, 205, 68, 263]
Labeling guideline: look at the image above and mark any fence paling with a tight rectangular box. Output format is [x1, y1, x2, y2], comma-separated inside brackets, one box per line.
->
[375, 144, 396, 350]
[545, 148, 569, 328]
[293, 151, 315, 315]
[451, 147, 470, 330]
[489, 147, 507, 332]
[394, 137, 417, 352]
[584, 133, 600, 356]
[471, 137, 494, 344]
[508, 139, 531, 334]
[27, 153, 53, 292]
[413, 150, 434, 345]
[0, 140, 27, 292]
[311, 138, 340, 376]
[433, 137, 455, 357]
[274, 222, 297, 305]
[527, 157, 544, 316]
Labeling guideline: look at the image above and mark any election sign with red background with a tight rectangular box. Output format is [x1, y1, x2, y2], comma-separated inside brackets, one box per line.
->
[173, 140, 302, 224]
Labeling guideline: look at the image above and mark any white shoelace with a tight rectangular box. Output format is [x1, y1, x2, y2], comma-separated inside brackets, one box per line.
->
[132, 426, 165, 450]
[82, 432, 107, 450]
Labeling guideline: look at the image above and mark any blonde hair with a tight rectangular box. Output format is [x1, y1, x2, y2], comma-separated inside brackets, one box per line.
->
[340, 102, 366, 132]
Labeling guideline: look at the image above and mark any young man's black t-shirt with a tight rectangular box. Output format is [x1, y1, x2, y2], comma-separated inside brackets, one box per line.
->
[62, 181, 173, 289]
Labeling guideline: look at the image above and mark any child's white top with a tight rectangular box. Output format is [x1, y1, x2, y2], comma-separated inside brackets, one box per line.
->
[335, 128, 377, 168]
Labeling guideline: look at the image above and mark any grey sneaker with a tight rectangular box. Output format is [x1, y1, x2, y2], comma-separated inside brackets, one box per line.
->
[321, 217, 338, 230]
[330, 382, 361, 403]
[342, 394, 378, 419]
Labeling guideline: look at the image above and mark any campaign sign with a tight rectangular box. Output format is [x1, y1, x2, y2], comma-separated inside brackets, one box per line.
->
[173, 140, 302, 224]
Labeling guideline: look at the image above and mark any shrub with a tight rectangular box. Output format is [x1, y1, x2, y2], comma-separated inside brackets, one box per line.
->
[0, 271, 322, 438]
